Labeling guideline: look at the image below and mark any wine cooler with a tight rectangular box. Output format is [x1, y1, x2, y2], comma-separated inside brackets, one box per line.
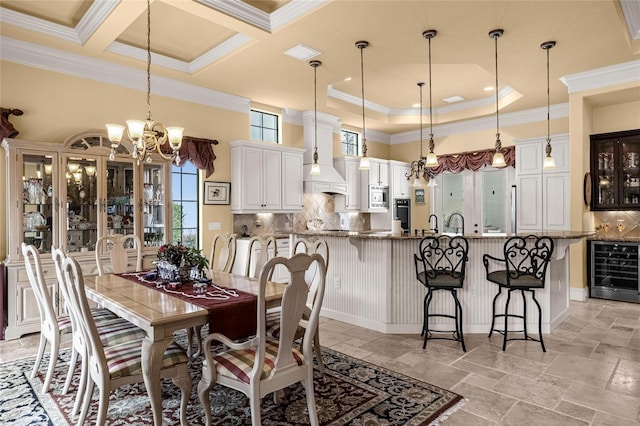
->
[589, 241, 640, 303]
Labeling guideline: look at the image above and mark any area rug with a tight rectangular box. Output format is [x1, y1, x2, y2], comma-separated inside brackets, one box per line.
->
[0, 336, 464, 425]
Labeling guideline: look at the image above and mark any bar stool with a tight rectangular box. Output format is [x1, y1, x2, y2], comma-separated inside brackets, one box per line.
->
[483, 235, 554, 352]
[414, 235, 469, 351]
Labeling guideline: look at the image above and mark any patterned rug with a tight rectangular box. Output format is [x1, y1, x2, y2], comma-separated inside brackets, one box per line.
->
[0, 334, 464, 425]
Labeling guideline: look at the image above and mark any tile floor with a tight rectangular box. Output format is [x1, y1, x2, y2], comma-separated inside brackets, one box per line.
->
[2, 297, 639, 425]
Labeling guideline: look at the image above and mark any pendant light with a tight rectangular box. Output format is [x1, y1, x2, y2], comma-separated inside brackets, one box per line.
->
[309, 60, 322, 176]
[489, 29, 507, 168]
[105, 0, 183, 165]
[424, 30, 438, 168]
[356, 40, 370, 170]
[541, 40, 556, 169]
[409, 82, 427, 187]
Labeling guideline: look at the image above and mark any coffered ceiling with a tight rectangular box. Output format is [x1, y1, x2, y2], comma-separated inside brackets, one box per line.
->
[1, 0, 639, 136]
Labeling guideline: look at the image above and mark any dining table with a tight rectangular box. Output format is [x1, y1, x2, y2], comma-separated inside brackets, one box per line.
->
[85, 269, 287, 425]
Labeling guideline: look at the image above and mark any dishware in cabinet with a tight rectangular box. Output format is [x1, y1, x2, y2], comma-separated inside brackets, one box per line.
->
[590, 129, 640, 210]
[142, 162, 170, 247]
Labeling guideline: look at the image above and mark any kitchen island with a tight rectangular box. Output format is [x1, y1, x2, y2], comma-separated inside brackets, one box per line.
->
[293, 230, 593, 335]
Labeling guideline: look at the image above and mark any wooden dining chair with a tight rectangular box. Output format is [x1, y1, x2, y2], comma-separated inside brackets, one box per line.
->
[61, 255, 192, 426]
[52, 246, 146, 415]
[244, 235, 277, 278]
[266, 237, 328, 372]
[94, 234, 142, 276]
[208, 233, 237, 273]
[198, 252, 326, 426]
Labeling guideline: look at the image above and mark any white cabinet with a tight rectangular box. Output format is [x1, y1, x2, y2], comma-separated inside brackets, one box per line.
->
[365, 159, 389, 186]
[515, 134, 569, 231]
[334, 156, 361, 211]
[230, 140, 304, 213]
[390, 160, 411, 199]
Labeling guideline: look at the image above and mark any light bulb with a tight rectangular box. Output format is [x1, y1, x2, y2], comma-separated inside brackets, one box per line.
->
[491, 152, 506, 168]
[543, 155, 556, 169]
[359, 156, 370, 170]
[310, 162, 321, 176]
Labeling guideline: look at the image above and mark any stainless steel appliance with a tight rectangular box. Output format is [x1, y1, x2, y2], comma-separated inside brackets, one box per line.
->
[589, 241, 639, 303]
[394, 198, 411, 234]
[369, 185, 389, 209]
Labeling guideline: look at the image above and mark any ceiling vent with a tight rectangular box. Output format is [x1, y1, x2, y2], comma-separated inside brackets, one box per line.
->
[284, 44, 321, 61]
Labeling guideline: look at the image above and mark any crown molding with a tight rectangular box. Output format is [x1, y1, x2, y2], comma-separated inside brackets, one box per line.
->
[191, 33, 253, 73]
[196, 0, 272, 32]
[620, 0, 640, 41]
[75, 0, 120, 45]
[271, 0, 328, 32]
[327, 85, 391, 115]
[0, 36, 250, 113]
[560, 60, 640, 93]
[0, 7, 80, 43]
[107, 41, 191, 73]
[389, 103, 569, 144]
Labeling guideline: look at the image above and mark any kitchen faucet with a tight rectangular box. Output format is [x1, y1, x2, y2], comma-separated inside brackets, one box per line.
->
[428, 214, 439, 234]
[447, 212, 465, 235]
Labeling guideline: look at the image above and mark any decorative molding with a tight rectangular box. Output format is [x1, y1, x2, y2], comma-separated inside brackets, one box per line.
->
[0, 36, 251, 113]
[0, 7, 80, 43]
[196, 0, 271, 32]
[620, 0, 640, 41]
[327, 84, 390, 115]
[271, 0, 328, 32]
[560, 60, 640, 94]
[107, 41, 191, 73]
[75, 0, 120, 45]
[190, 33, 253, 73]
[570, 287, 588, 302]
[390, 103, 569, 144]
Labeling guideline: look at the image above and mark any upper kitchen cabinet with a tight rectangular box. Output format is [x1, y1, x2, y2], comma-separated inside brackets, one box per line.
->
[390, 160, 412, 199]
[230, 140, 304, 213]
[515, 134, 569, 231]
[364, 158, 389, 186]
[590, 129, 640, 211]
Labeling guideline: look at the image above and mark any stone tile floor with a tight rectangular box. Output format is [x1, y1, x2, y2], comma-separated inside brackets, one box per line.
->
[1, 298, 638, 425]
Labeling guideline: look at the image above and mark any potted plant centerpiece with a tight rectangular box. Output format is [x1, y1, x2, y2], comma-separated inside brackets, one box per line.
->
[156, 242, 209, 283]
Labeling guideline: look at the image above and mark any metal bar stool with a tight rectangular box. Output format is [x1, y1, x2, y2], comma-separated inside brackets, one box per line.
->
[483, 235, 554, 351]
[414, 235, 469, 351]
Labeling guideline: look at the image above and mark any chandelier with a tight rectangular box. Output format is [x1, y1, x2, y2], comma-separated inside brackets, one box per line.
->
[310, 60, 322, 176]
[356, 40, 370, 170]
[541, 40, 556, 169]
[407, 82, 427, 187]
[105, 0, 183, 165]
[489, 29, 507, 168]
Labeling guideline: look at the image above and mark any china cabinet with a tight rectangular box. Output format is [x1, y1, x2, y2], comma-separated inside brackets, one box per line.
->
[230, 140, 304, 213]
[590, 129, 640, 211]
[2, 131, 173, 339]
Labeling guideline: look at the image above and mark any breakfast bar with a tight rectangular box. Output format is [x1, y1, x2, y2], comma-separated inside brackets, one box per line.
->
[294, 230, 592, 335]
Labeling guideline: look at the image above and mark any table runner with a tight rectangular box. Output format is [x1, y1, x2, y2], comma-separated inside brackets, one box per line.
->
[116, 271, 257, 341]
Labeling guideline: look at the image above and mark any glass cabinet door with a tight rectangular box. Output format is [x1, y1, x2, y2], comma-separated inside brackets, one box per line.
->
[594, 140, 617, 207]
[105, 159, 135, 237]
[22, 154, 56, 254]
[621, 139, 640, 207]
[142, 163, 166, 246]
[64, 156, 99, 252]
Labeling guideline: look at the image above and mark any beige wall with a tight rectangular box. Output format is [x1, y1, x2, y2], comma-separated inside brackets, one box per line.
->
[0, 61, 306, 258]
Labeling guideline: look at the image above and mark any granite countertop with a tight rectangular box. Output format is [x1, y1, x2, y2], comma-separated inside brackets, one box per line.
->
[587, 234, 640, 242]
[293, 230, 596, 240]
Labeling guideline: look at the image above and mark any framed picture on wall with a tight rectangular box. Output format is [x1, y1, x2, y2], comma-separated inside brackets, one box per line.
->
[204, 181, 230, 205]
[415, 188, 425, 204]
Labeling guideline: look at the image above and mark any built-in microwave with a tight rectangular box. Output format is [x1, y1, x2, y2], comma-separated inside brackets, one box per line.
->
[369, 185, 389, 209]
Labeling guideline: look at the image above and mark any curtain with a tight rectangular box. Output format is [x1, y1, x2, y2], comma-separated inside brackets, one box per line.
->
[162, 136, 218, 178]
[424, 145, 515, 177]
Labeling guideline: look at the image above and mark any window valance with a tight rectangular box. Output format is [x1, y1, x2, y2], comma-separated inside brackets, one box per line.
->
[163, 136, 219, 178]
[425, 145, 515, 176]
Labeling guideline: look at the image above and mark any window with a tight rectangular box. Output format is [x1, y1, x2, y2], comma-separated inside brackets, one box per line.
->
[341, 130, 359, 155]
[171, 162, 199, 248]
[251, 110, 279, 143]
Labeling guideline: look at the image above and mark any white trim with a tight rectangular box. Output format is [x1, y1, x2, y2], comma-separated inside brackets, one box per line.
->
[75, 0, 120, 45]
[620, 0, 640, 41]
[327, 84, 390, 115]
[107, 42, 191, 73]
[196, 0, 271, 32]
[570, 287, 588, 302]
[390, 103, 569, 144]
[271, 0, 328, 32]
[190, 33, 253, 72]
[0, 7, 80, 43]
[0, 36, 251, 113]
[560, 60, 640, 94]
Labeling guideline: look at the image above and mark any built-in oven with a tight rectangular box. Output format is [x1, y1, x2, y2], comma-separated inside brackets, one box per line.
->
[394, 198, 411, 234]
[588, 240, 640, 303]
[369, 185, 389, 209]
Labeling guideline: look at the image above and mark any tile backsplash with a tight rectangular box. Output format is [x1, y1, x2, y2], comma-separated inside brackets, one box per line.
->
[233, 193, 370, 236]
[593, 211, 640, 238]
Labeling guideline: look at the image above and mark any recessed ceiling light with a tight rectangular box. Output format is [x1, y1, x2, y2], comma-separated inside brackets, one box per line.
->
[484, 86, 494, 91]
[344, 77, 352, 82]
[283, 44, 321, 61]
[442, 95, 465, 103]
[412, 103, 420, 108]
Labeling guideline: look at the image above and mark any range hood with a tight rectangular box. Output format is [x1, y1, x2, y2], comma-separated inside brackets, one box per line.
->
[302, 111, 348, 196]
